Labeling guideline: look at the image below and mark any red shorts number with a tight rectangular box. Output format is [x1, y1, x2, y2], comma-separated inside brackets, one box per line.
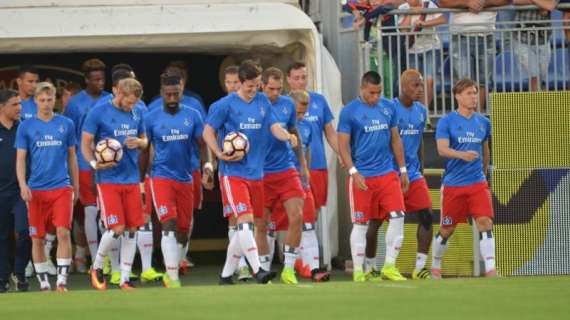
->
[28, 187, 73, 239]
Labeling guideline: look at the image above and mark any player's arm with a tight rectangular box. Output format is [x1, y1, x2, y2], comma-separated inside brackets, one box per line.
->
[67, 146, 80, 203]
[436, 139, 480, 161]
[125, 133, 148, 150]
[198, 137, 215, 191]
[482, 140, 490, 177]
[290, 127, 310, 181]
[391, 127, 409, 192]
[338, 132, 367, 191]
[81, 132, 115, 170]
[202, 124, 241, 162]
[270, 123, 298, 148]
[16, 149, 32, 202]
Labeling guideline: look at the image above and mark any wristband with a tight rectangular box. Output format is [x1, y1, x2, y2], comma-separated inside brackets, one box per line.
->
[399, 167, 408, 174]
[204, 162, 214, 172]
[348, 167, 358, 176]
[89, 160, 97, 170]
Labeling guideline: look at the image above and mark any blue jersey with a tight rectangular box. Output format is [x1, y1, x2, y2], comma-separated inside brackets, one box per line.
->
[150, 97, 205, 172]
[392, 98, 427, 182]
[145, 106, 203, 183]
[264, 96, 296, 174]
[82, 101, 145, 185]
[20, 97, 37, 121]
[206, 92, 277, 180]
[94, 95, 148, 118]
[304, 92, 334, 170]
[14, 115, 76, 190]
[64, 90, 111, 171]
[292, 118, 312, 172]
[337, 98, 397, 177]
[208, 98, 227, 176]
[436, 111, 491, 187]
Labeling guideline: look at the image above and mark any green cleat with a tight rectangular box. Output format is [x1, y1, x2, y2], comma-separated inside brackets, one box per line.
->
[110, 271, 121, 285]
[381, 264, 407, 281]
[365, 269, 383, 283]
[141, 268, 163, 283]
[412, 268, 432, 280]
[103, 257, 111, 275]
[162, 274, 181, 289]
[353, 270, 366, 282]
[280, 267, 298, 285]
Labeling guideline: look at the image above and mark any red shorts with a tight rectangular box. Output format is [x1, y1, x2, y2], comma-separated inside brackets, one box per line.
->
[263, 169, 305, 211]
[220, 176, 264, 218]
[79, 170, 97, 206]
[348, 172, 405, 224]
[28, 187, 73, 239]
[441, 181, 494, 227]
[310, 169, 328, 208]
[149, 177, 194, 233]
[144, 177, 152, 216]
[192, 170, 203, 210]
[404, 178, 432, 212]
[270, 187, 317, 231]
[97, 184, 144, 229]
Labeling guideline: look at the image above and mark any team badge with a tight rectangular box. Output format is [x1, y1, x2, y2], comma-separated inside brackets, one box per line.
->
[58, 125, 65, 133]
[158, 205, 168, 217]
[184, 118, 190, 127]
[442, 216, 453, 226]
[237, 203, 248, 213]
[260, 107, 266, 117]
[29, 226, 37, 236]
[107, 215, 119, 225]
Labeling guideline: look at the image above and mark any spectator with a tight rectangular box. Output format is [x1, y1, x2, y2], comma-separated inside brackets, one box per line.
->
[513, 0, 559, 92]
[398, 0, 448, 107]
[439, 0, 510, 113]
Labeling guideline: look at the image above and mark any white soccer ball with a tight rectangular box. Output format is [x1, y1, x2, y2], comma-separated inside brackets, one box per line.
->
[94, 138, 123, 163]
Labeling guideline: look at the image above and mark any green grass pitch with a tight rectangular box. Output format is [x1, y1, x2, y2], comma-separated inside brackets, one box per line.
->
[1, 267, 568, 320]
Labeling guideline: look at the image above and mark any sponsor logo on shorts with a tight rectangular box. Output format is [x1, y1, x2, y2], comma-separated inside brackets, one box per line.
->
[223, 205, 233, 216]
[267, 222, 276, 231]
[236, 203, 248, 214]
[29, 226, 37, 236]
[354, 211, 365, 220]
[442, 216, 453, 226]
[107, 215, 119, 225]
[158, 205, 168, 217]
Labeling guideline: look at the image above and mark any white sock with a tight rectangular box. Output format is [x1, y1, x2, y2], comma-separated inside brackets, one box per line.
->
[93, 230, 119, 270]
[237, 223, 261, 274]
[75, 246, 86, 260]
[56, 258, 72, 286]
[259, 255, 271, 271]
[120, 232, 137, 285]
[364, 256, 377, 273]
[415, 253, 428, 272]
[283, 245, 298, 269]
[431, 232, 449, 270]
[350, 224, 368, 272]
[178, 243, 186, 265]
[267, 231, 276, 264]
[385, 212, 405, 265]
[161, 231, 180, 281]
[301, 227, 320, 271]
[221, 230, 242, 278]
[137, 224, 154, 272]
[110, 238, 121, 273]
[228, 226, 237, 240]
[479, 231, 496, 274]
[34, 262, 50, 289]
[45, 233, 56, 261]
[84, 205, 99, 260]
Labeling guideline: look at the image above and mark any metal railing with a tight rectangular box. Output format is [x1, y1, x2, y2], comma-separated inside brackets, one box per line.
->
[355, 4, 570, 119]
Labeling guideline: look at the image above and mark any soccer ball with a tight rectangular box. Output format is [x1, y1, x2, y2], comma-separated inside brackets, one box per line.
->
[223, 132, 249, 158]
[94, 138, 123, 163]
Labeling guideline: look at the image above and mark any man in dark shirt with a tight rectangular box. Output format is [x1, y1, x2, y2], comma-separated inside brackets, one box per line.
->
[0, 89, 31, 293]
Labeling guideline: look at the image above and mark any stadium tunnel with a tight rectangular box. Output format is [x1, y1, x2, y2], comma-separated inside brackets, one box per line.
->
[0, 0, 343, 255]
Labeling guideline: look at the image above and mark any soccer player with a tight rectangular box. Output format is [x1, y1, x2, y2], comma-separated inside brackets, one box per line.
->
[224, 66, 241, 94]
[60, 82, 81, 114]
[82, 78, 147, 290]
[16, 66, 39, 121]
[432, 79, 495, 279]
[337, 71, 409, 282]
[0, 90, 31, 293]
[15, 82, 79, 292]
[260, 67, 307, 284]
[364, 69, 434, 280]
[64, 58, 110, 272]
[203, 60, 297, 285]
[145, 75, 207, 288]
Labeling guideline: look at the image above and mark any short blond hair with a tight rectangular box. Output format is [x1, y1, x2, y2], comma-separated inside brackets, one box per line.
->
[289, 90, 310, 105]
[117, 78, 143, 98]
[34, 82, 56, 97]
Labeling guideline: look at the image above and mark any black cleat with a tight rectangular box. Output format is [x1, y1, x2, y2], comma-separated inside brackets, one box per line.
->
[219, 275, 235, 285]
[255, 269, 276, 284]
[15, 275, 29, 292]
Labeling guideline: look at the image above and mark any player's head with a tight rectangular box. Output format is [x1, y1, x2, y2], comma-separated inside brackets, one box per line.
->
[111, 69, 135, 90]
[0, 89, 21, 121]
[82, 58, 106, 95]
[160, 75, 182, 109]
[261, 67, 284, 103]
[34, 82, 57, 115]
[60, 82, 81, 111]
[453, 78, 478, 112]
[161, 68, 185, 99]
[400, 69, 424, 102]
[360, 71, 382, 105]
[224, 66, 240, 94]
[238, 60, 262, 101]
[289, 90, 310, 121]
[115, 78, 143, 112]
[165, 61, 188, 88]
[16, 65, 39, 98]
[112, 63, 135, 77]
[287, 62, 308, 91]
